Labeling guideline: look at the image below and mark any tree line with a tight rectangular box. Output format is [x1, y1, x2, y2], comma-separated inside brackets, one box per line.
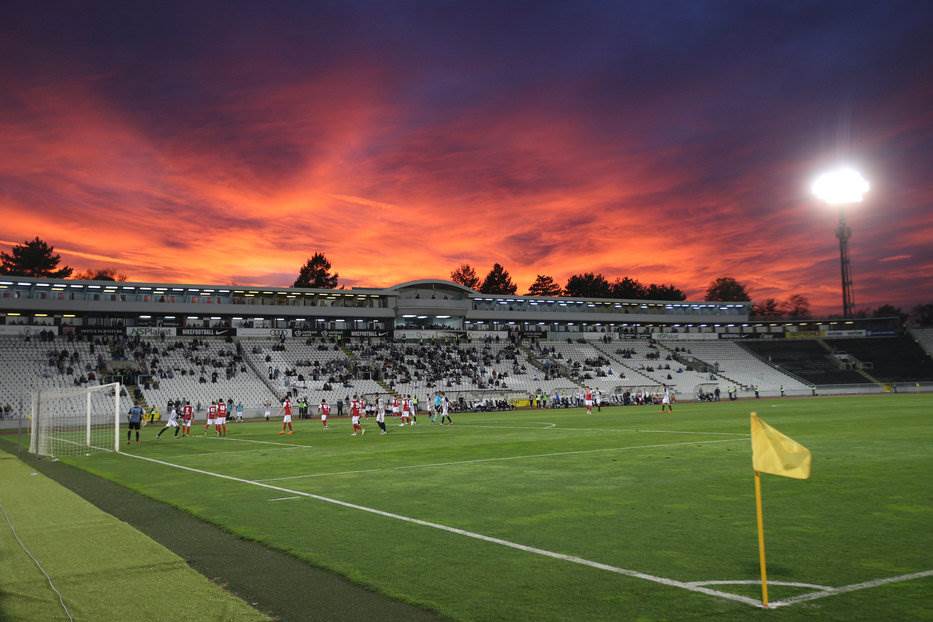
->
[1, 236, 930, 324]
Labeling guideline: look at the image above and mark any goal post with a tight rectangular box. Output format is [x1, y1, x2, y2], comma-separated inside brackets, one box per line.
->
[29, 382, 123, 458]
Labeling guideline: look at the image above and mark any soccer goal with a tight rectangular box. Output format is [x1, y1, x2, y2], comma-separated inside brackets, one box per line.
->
[29, 382, 122, 458]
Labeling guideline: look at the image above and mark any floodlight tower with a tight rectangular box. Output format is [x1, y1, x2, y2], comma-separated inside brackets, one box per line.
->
[811, 167, 870, 317]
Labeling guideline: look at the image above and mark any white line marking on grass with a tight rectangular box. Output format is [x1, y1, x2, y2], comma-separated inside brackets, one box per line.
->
[690, 579, 833, 591]
[268, 496, 302, 502]
[116, 450, 765, 609]
[769, 570, 933, 608]
[258, 438, 747, 482]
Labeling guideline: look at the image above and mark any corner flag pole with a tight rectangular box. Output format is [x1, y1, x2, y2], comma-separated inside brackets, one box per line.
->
[754, 469, 769, 607]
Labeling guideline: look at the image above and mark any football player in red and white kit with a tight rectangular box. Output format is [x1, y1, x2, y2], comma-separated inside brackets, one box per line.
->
[206, 401, 217, 435]
[181, 401, 193, 436]
[279, 398, 294, 435]
[216, 398, 228, 437]
[319, 398, 330, 430]
[400, 397, 411, 426]
[350, 395, 365, 436]
[584, 386, 594, 415]
[391, 396, 401, 423]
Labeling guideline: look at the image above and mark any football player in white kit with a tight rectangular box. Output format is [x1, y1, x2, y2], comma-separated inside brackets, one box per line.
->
[660, 385, 673, 413]
[156, 405, 180, 438]
[376, 395, 387, 435]
[439, 392, 453, 425]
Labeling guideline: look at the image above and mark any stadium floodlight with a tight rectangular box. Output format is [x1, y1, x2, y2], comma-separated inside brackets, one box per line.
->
[811, 165, 869, 317]
[811, 166, 869, 206]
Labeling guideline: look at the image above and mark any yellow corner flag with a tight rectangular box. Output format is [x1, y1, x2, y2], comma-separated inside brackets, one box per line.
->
[750, 413, 812, 480]
[749, 412, 812, 607]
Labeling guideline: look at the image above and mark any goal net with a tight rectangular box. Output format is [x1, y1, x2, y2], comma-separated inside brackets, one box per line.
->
[29, 382, 122, 458]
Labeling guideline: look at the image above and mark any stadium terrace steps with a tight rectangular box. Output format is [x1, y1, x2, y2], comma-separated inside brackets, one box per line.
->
[652, 340, 746, 389]
[823, 336, 933, 383]
[0, 335, 133, 419]
[740, 340, 870, 386]
[677, 340, 812, 394]
[911, 328, 933, 358]
[588, 340, 712, 396]
[135, 338, 279, 414]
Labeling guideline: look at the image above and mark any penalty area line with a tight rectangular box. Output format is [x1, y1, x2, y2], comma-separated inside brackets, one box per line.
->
[116, 449, 764, 609]
[768, 569, 933, 608]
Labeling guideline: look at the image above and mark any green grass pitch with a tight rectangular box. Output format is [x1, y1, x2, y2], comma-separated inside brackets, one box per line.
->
[46, 395, 933, 620]
[0, 449, 270, 622]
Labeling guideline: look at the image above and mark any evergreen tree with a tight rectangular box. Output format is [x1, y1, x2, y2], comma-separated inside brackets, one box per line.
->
[479, 263, 518, 294]
[450, 264, 480, 289]
[526, 274, 562, 297]
[564, 272, 612, 298]
[0, 237, 73, 278]
[610, 276, 647, 299]
[704, 276, 751, 301]
[294, 252, 338, 289]
[644, 283, 686, 301]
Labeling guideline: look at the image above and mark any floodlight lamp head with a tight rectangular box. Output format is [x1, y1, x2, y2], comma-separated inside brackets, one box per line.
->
[811, 166, 870, 206]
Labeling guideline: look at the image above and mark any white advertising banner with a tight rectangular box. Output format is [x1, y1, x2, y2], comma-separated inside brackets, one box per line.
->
[0, 324, 59, 336]
[236, 327, 294, 338]
[651, 332, 719, 341]
[822, 329, 867, 338]
[126, 327, 177, 337]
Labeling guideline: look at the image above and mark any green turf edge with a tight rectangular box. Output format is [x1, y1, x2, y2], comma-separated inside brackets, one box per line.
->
[0, 448, 269, 622]
[0, 439, 444, 622]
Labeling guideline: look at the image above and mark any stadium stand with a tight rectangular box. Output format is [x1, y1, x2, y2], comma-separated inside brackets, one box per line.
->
[0, 334, 132, 419]
[131, 337, 279, 414]
[823, 336, 933, 383]
[910, 328, 933, 358]
[241, 336, 384, 406]
[657, 340, 811, 395]
[740, 340, 870, 385]
[588, 339, 715, 397]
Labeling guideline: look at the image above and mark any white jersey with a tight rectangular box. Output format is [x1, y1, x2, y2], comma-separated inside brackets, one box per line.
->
[662, 388, 671, 404]
[442, 398, 449, 415]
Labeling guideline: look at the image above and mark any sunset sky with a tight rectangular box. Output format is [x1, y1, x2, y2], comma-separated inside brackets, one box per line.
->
[2, 2, 931, 313]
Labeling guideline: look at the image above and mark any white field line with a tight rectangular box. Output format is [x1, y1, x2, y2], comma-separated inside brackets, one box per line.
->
[117, 450, 764, 609]
[268, 496, 302, 502]
[258, 438, 747, 483]
[690, 579, 833, 591]
[768, 570, 933, 608]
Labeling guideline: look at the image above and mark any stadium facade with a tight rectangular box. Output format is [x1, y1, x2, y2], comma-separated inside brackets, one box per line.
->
[0, 276, 893, 339]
